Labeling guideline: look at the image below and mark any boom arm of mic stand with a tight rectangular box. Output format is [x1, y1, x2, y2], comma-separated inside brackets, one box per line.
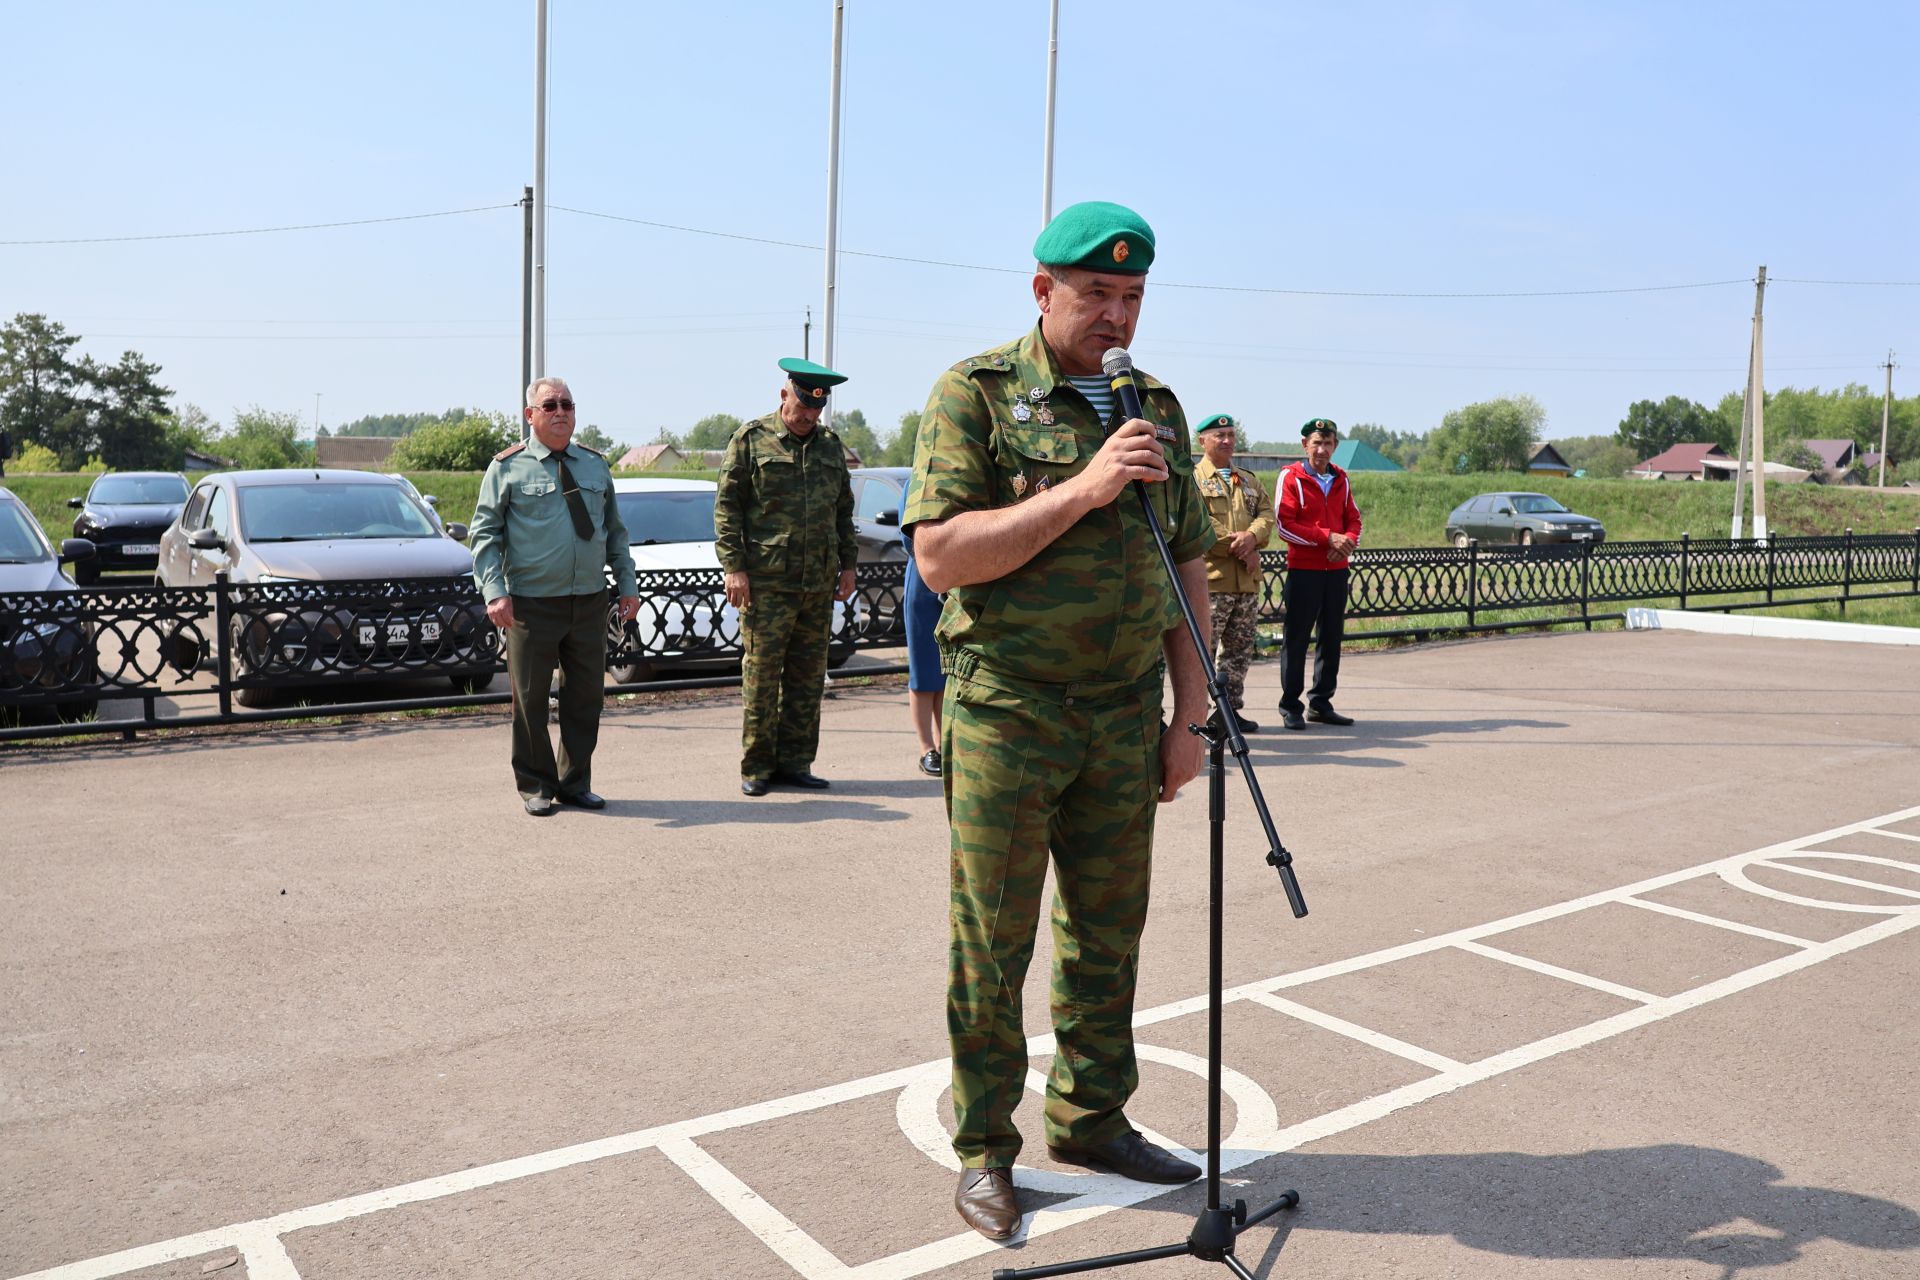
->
[1128, 477, 1307, 918]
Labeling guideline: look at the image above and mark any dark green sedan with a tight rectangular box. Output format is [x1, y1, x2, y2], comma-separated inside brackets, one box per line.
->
[1445, 492, 1606, 547]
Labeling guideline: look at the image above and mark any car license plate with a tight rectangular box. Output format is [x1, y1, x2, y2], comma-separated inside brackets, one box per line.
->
[1572, 532, 1594, 540]
[359, 620, 441, 646]
[125, 543, 159, 555]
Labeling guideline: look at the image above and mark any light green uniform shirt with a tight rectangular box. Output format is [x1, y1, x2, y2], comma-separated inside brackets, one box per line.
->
[469, 436, 638, 602]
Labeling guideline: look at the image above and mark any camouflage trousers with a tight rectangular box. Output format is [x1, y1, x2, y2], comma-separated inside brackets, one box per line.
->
[1210, 591, 1261, 710]
[740, 587, 833, 779]
[942, 651, 1164, 1168]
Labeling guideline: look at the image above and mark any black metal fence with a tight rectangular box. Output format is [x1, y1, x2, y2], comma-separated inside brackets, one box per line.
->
[5, 533, 1917, 742]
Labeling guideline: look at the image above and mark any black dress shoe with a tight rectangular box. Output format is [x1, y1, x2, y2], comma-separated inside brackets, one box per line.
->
[955, 1167, 1020, 1240]
[772, 769, 831, 789]
[1280, 708, 1307, 731]
[1047, 1131, 1200, 1184]
[741, 776, 770, 796]
[1307, 703, 1355, 725]
[522, 795, 556, 817]
[917, 748, 942, 777]
[1233, 712, 1262, 733]
[556, 789, 606, 810]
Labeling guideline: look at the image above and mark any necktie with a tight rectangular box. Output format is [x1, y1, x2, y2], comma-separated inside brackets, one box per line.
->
[555, 455, 595, 540]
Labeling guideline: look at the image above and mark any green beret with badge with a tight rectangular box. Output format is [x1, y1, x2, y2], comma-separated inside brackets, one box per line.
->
[1195, 413, 1237, 435]
[1301, 417, 1339, 439]
[778, 356, 848, 407]
[1032, 200, 1155, 275]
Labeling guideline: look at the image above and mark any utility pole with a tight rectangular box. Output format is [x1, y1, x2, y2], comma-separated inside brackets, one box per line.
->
[532, 0, 549, 391]
[821, 0, 845, 428]
[520, 185, 534, 431]
[1749, 266, 1769, 540]
[313, 392, 322, 437]
[803, 306, 812, 361]
[1042, 0, 1060, 227]
[1880, 350, 1897, 488]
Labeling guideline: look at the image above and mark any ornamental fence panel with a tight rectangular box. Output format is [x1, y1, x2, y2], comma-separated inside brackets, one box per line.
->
[4, 531, 1916, 742]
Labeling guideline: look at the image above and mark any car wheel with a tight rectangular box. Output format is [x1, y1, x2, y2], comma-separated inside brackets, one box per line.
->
[1518, 528, 1533, 546]
[609, 659, 658, 685]
[1452, 531, 1470, 549]
[827, 633, 856, 671]
[449, 672, 495, 694]
[229, 619, 276, 708]
[232, 683, 277, 709]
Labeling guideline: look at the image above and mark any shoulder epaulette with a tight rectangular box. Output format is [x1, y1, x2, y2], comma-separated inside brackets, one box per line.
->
[493, 442, 527, 461]
[951, 350, 1015, 376]
[573, 442, 605, 458]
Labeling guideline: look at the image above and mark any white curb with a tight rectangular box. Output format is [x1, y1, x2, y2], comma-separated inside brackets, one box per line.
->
[1625, 607, 1920, 646]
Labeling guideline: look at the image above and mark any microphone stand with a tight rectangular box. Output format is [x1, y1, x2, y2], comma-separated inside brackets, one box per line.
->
[994, 410, 1308, 1278]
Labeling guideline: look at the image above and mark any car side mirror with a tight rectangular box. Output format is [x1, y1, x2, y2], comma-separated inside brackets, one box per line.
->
[59, 537, 97, 563]
[444, 522, 469, 543]
[188, 527, 224, 551]
[67, 497, 84, 509]
[875, 510, 900, 526]
[1497, 505, 1514, 516]
[422, 494, 440, 507]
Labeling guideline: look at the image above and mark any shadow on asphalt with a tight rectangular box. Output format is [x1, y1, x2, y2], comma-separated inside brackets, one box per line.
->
[602, 797, 914, 828]
[1241, 717, 1569, 767]
[1127, 1145, 1920, 1278]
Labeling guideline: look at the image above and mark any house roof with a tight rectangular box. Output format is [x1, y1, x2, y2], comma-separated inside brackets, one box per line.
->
[1801, 439, 1857, 470]
[314, 436, 401, 469]
[614, 443, 683, 470]
[1330, 439, 1404, 472]
[1636, 442, 1730, 475]
[1528, 442, 1572, 471]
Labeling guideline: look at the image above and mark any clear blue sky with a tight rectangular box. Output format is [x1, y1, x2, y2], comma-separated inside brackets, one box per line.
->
[8, 1, 1916, 447]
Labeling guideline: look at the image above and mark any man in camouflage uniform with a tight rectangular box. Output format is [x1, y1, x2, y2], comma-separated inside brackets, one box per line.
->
[714, 357, 857, 796]
[1194, 414, 1274, 730]
[470, 376, 640, 816]
[906, 201, 1214, 1242]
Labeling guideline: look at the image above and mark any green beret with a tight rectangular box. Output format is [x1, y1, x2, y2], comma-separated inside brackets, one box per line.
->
[778, 356, 847, 405]
[1195, 414, 1237, 435]
[1301, 417, 1339, 439]
[1033, 200, 1155, 275]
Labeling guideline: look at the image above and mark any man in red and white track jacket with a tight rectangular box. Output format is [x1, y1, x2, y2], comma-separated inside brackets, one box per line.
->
[1273, 418, 1362, 729]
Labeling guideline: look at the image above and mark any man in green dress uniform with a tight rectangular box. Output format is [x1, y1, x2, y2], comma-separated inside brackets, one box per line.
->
[470, 377, 640, 816]
[1194, 413, 1274, 730]
[905, 201, 1214, 1241]
[714, 358, 858, 796]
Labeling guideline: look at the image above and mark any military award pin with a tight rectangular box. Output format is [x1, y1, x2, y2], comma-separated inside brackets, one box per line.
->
[1029, 386, 1047, 402]
[1036, 405, 1055, 426]
[1012, 473, 1028, 497]
[1012, 401, 1032, 422]
[1035, 476, 1052, 494]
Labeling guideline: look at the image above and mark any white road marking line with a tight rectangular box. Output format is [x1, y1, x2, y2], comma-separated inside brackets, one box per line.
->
[234, 1230, 300, 1280]
[1247, 991, 1465, 1073]
[1865, 828, 1920, 845]
[14, 803, 1920, 1280]
[1754, 859, 1920, 900]
[1451, 939, 1661, 1004]
[1616, 895, 1815, 948]
[658, 1138, 852, 1280]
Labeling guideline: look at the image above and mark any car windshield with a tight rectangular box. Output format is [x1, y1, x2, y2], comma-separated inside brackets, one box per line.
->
[0, 504, 51, 563]
[91, 475, 189, 505]
[617, 490, 716, 545]
[1513, 495, 1570, 514]
[238, 483, 439, 541]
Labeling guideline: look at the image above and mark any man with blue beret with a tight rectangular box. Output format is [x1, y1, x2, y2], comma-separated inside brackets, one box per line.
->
[714, 357, 859, 796]
[906, 201, 1213, 1240]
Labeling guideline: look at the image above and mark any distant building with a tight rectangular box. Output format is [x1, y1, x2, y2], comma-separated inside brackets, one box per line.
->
[1220, 449, 1307, 473]
[1800, 438, 1861, 484]
[1527, 442, 1572, 477]
[614, 443, 686, 471]
[1330, 439, 1405, 473]
[1632, 443, 1730, 480]
[182, 447, 234, 472]
[1697, 457, 1812, 484]
[315, 436, 401, 470]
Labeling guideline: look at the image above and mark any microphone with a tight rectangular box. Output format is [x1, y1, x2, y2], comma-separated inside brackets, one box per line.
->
[1101, 347, 1146, 424]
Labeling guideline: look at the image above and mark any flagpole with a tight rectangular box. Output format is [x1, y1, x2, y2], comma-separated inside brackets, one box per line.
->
[1042, 0, 1060, 226]
[532, 0, 549, 397]
[822, 0, 846, 427]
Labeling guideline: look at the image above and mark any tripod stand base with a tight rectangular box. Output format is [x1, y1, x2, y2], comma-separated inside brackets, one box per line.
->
[989, 1189, 1298, 1280]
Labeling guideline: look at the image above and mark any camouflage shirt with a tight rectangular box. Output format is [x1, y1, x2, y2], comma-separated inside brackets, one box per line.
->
[1194, 455, 1274, 594]
[714, 410, 857, 592]
[903, 324, 1214, 685]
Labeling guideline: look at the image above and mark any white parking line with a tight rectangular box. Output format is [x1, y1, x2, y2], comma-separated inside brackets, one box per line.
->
[1755, 859, 1920, 900]
[13, 803, 1920, 1280]
[1247, 991, 1466, 1073]
[1451, 938, 1661, 1004]
[1616, 895, 1815, 948]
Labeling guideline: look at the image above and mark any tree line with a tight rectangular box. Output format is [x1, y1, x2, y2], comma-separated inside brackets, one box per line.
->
[6, 311, 1916, 481]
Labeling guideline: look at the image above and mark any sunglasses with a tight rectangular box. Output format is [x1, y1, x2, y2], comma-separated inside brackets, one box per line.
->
[534, 398, 576, 412]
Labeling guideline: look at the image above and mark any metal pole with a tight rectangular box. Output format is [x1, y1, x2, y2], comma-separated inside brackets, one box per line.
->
[532, 0, 549, 384]
[821, 0, 845, 428]
[803, 306, 811, 362]
[521, 185, 534, 436]
[1880, 351, 1896, 488]
[1750, 266, 1769, 541]
[1732, 320, 1754, 538]
[313, 392, 321, 437]
[1042, 0, 1060, 226]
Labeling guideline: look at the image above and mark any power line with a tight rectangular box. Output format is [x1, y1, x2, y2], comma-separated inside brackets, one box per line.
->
[1772, 276, 1920, 287]
[0, 203, 517, 246]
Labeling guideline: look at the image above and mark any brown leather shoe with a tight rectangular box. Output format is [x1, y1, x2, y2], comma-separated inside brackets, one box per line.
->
[955, 1166, 1020, 1240]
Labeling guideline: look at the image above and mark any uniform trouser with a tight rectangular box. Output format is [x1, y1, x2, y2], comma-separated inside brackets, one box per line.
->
[943, 656, 1164, 1168]
[1210, 590, 1261, 710]
[740, 586, 833, 778]
[506, 590, 607, 799]
[1279, 567, 1348, 713]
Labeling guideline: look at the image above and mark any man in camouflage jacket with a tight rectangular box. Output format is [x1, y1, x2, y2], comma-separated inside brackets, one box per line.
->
[714, 358, 857, 795]
[1193, 414, 1274, 728]
[905, 201, 1213, 1241]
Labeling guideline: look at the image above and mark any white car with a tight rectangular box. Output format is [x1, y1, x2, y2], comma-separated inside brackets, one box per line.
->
[609, 477, 859, 683]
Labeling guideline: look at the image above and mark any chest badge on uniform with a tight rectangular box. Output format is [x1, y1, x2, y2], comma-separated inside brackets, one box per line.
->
[1012, 401, 1032, 423]
[1035, 475, 1052, 494]
[1153, 425, 1177, 443]
[1035, 404, 1055, 426]
[1028, 386, 1047, 402]
[1012, 473, 1028, 498]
